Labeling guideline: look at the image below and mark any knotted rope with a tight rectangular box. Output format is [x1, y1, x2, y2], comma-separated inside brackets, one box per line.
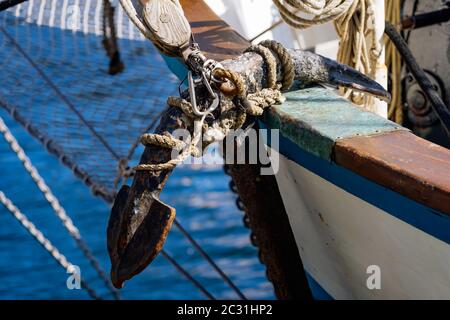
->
[134, 97, 206, 172]
[130, 40, 293, 173]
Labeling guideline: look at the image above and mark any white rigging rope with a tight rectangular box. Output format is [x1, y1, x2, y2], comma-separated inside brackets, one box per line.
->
[0, 116, 120, 300]
[0, 190, 101, 300]
[272, 0, 382, 107]
[272, 0, 356, 29]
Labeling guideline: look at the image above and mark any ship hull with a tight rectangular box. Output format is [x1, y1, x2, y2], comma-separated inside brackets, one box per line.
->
[269, 141, 450, 299]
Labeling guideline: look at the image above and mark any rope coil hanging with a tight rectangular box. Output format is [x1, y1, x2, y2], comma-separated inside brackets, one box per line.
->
[272, 0, 380, 106]
[102, 0, 125, 75]
[385, 0, 403, 123]
[273, 0, 356, 29]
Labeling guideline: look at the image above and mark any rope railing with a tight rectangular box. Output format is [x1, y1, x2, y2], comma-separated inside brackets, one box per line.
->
[0, 20, 244, 300]
[0, 116, 121, 300]
[0, 190, 102, 300]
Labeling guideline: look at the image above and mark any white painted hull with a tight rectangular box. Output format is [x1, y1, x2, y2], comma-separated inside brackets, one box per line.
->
[272, 149, 450, 299]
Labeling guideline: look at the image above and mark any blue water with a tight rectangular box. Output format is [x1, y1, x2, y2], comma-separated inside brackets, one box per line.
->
[0, 111, 275, 300]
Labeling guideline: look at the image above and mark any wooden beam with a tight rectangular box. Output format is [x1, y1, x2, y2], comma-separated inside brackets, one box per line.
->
[334, 130, 450, 215]
[180, 0, 249, 60]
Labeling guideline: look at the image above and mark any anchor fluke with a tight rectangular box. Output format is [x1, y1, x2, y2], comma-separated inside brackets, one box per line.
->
[107, 185, 176, 289]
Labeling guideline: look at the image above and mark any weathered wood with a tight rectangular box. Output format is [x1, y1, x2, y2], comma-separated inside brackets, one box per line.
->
[179, 0, 249, 60]
[108, 107, 186, 288]
[334, 130, 450, 215]
[141, 0, 191, 55]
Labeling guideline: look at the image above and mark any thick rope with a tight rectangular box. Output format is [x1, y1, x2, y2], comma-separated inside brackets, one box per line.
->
[273, 0, 355, 29]
[132, 40, 294, 172]
[0, 191, 101, 300]
[272, 0, 379, 106]
[245, 45, 279, 89]
[0, 116, 121, 300]
[134, 97, 206, 172]
[259, 40, 296, 91]
[112, 40, 294, 300]
[212, 68, 247, 98]
[385, 0, 403, 124]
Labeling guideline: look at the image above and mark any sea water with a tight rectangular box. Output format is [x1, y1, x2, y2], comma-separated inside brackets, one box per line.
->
[0, 112, 274, 300]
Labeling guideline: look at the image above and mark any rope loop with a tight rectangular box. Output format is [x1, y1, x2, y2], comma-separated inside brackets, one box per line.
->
[245, 44, 279, 90]
[133, 97, 204, 172]
[259, 40, 295, 91]
[212, 68, 247, 98]
[132, 41, 295, 173]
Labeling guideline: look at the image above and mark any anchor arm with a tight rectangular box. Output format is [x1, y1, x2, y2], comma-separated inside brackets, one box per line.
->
[221, 49, 390, 101]
[107, 106, 185, 289]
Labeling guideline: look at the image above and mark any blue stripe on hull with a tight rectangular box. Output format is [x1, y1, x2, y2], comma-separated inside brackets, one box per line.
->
[305, 273, 334, 300]
[261, 122, 450, 244]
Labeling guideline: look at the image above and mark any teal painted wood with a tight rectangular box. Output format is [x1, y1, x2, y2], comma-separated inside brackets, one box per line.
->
[162, 55, 188, 81]
[262, 87, 407, 161]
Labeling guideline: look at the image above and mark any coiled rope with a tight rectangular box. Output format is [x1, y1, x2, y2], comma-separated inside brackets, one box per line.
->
[133, 40, 293, 173]
[385, 0, 403, 124]
[0, 116, 120, 300]
[0, 191, 101, 300]
[273, 0, 356, 29]
[272, 0, 379, 105]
